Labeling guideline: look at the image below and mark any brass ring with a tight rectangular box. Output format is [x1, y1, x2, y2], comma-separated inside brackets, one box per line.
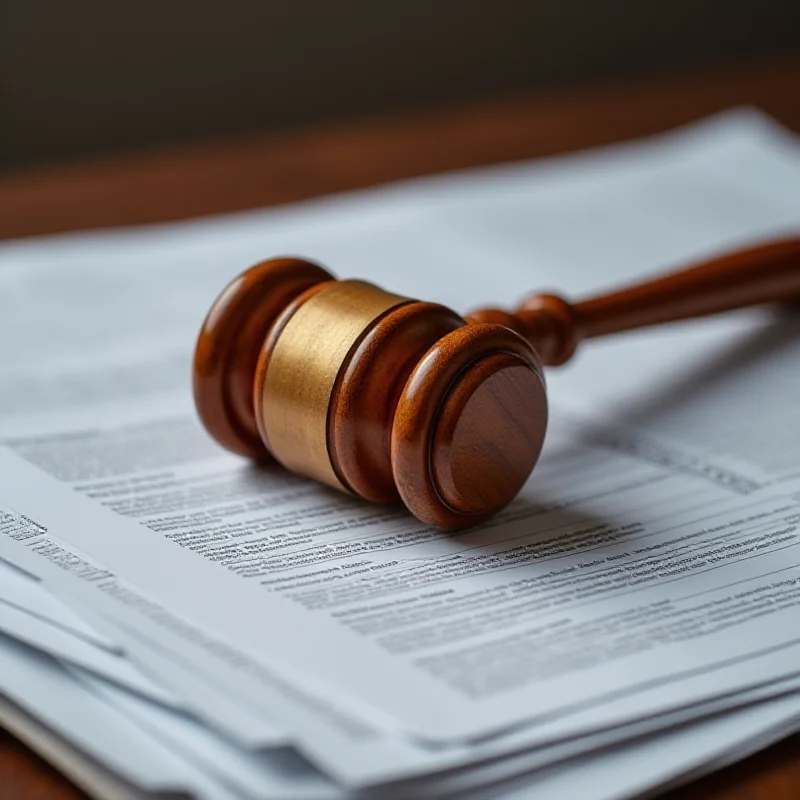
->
[260, 280, 410, 491]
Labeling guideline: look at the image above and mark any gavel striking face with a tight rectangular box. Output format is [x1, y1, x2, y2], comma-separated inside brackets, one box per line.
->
[193, 239, 800, 529]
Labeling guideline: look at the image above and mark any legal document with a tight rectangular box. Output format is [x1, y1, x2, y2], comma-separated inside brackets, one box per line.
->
[3, 619, 800, 800]
[1, 107, 800, 797]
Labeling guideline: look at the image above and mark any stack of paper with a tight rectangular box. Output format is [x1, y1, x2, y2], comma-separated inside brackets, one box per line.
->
[1, 107, 800, 800]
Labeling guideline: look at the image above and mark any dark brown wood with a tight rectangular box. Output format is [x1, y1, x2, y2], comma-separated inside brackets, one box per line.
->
[573, 236, 800, 337]
[469, 237, 800, 366]
[193, 257, 332, 459]
[2, 55, 800, 800]
[469, 294, 581, 366]
[658, 730, 800, 800]
[331, 301, 465, 503]
[194, 254, 550, 526]
[2, 58, 800, 243]
[0, 728, 87, 800]
[430, 351, 547, 516]
[192, 232, 798, 527]
[391, 324, 546, 528]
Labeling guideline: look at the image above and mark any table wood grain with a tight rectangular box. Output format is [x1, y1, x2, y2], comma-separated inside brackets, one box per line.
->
[1, 56, 800, 800]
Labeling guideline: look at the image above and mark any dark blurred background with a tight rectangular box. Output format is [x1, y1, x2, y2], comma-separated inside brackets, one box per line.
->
[2, 0, 799, 171]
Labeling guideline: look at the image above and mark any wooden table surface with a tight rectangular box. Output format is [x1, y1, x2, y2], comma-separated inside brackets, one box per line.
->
[2, 56, 800, 799]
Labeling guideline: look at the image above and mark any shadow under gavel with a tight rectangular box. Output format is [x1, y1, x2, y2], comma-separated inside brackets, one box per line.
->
[193, 236, 800, 529]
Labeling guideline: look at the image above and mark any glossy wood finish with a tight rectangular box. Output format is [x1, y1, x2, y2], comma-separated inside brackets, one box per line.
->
[470, 236, 800, 365]
[194, 231, 799, 527]
[392, 324, 546, 527]
[468, 295, 581, 366]
[430, 351, 547, 516]
[193, 257, 332, 459]
[195, 254, 552, 527]
[573, 236, 800, 336]
[331, 301, 465, 503]
[2, 56, 800, 800]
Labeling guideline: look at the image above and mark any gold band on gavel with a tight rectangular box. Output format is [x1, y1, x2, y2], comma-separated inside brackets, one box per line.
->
[260, 280, 410, 491]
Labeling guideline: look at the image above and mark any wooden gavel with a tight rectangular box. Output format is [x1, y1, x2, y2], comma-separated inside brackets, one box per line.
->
[193, 237, 800, 529]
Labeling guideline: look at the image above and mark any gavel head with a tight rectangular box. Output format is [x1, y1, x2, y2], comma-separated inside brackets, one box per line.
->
[193, 257, 548, 528]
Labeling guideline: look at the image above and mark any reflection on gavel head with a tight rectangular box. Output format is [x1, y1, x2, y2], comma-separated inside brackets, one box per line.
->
[192, 239, 800, 528]
[191, 257, 577, 528]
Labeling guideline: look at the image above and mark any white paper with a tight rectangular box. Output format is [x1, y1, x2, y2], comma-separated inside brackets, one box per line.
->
[68, 597, 800, 798]
[8, 612, 800, 800]
[2, 108, 800, 790]
[466, 701, 800, 800]
[10, 499, 800, 789]
[3, 379, 800, 749]
[62, 638, 800, 800]
[0, 633, 243, 799]
[0, 597, 178, 707]
[7, 633, 800, 800]
[72, 670, 339, 800]
[0, 557, 284, 749]
[29, 599, 800, 800]
[0, 557, 113, 648]
[0, 693, 146, 800]
[483, 693, 800, 800]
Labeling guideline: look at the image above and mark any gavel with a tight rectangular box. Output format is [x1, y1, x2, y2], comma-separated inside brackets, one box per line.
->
[193, 237, 800, 529]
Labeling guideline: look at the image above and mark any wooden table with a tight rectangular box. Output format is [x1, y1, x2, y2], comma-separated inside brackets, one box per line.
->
[2, 56, 800, 799]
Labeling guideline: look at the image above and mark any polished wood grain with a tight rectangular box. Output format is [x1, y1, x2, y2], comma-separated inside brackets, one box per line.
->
[193, 257, 332, 459]
[430, 351, 547, 515]
[471, 235, 800, 365]
[571, 236, 800, 336]
[197, 255, 552, 527]
[2, 55, 800, 800]
[331, 301, 464, 504]
[193, 233, 798, 527]
[391, 323, 546, 527]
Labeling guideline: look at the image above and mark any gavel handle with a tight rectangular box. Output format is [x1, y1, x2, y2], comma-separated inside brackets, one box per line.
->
[468, 237, 800, 366]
